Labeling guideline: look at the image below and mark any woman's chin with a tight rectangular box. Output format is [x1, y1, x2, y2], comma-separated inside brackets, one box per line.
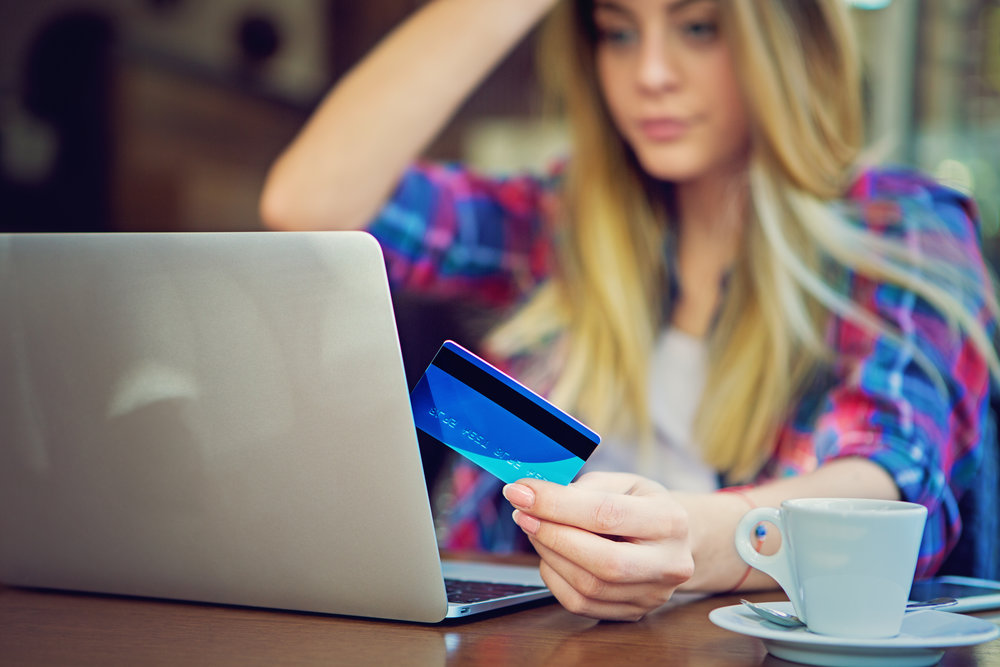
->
[636, 162, 699, 184]
[632, 149, 748, 187]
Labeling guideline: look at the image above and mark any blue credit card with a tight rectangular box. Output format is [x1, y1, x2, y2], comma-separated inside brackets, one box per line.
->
[410, 341, 600, 485]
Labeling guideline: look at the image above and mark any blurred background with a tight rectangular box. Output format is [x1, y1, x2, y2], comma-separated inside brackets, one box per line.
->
[1, 0, 998, 260]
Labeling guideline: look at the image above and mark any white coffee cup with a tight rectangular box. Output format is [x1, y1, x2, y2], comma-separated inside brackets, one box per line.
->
[734, 498, 927, 638]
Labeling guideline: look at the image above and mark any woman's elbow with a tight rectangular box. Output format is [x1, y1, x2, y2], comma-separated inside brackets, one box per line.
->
[258, 175, 372, 232]
[259, 172, 308, 231]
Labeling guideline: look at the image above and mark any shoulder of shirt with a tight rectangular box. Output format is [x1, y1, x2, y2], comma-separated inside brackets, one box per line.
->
[841, 166, 981, 236]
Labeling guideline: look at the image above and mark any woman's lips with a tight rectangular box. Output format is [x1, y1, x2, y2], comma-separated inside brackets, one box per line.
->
[638, 118, 690, 141]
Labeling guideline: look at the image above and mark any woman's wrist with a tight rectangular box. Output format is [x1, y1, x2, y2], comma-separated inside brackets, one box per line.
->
[672, 488, 764, 592]
[717, 487, 766, 592]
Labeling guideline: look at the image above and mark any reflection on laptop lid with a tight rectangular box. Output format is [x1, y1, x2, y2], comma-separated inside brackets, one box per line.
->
[0, 231, 549, 622]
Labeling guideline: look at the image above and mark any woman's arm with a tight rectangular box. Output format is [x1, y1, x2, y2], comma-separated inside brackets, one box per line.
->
[678, 457, 898, 592]
[502, 457, 897, 621]
[260, 0, 556, 232]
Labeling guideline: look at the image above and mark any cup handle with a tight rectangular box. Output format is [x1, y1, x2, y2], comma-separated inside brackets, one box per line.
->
[734, 507, 801, 616]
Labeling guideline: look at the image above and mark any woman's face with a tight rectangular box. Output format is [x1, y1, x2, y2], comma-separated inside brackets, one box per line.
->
[593, 0, 751, 184]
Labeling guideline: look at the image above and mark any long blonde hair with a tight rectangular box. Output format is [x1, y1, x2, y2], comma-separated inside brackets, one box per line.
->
[485, 0, 1000, 482]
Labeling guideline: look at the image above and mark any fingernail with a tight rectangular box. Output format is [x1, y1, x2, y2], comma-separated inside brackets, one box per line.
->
[512, 509, 540, 535]
[503, 483, 535, 509]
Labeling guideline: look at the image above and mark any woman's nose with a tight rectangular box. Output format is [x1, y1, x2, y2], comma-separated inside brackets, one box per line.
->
[636, 37, 680, 93]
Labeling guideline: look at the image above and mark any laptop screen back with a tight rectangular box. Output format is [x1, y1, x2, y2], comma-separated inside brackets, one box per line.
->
[0, 231, 450, 622]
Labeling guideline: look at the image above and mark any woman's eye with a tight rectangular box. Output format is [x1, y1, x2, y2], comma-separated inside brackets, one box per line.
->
[597, 26, 639, 47]
[681, 20, 719, 41]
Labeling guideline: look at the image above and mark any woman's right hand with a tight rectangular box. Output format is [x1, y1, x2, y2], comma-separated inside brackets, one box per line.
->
[260, 0, 559, 232]
[503, 472, 696, 621]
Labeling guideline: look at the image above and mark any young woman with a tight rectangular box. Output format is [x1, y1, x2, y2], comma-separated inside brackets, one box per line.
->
[261, 0, 999, 621]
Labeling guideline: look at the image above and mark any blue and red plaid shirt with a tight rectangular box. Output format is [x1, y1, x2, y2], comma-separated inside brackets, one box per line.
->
[367, 162, 995, 577]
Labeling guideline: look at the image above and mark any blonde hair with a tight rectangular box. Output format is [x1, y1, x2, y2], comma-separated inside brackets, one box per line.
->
[486, 0, 1000, 482]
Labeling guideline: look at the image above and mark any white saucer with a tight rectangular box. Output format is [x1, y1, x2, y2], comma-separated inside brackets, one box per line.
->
[709, 601, 999, 667]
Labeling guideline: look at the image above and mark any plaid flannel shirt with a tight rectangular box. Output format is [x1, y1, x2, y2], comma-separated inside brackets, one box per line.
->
[367, 162, 995, 576]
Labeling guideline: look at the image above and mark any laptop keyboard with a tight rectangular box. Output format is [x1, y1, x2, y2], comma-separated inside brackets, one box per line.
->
[444, 578, 546, 604]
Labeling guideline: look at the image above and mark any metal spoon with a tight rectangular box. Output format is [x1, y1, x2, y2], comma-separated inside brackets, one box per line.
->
[739, 597, 958, 628]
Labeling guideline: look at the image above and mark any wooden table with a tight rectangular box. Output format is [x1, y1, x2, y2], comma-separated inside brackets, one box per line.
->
[2, 581, 998, 666]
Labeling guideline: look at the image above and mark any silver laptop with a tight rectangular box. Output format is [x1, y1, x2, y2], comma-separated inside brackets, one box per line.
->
[0, 230, 550, 622]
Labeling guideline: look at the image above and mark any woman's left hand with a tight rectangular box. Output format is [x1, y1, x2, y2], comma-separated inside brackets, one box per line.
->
[503, 472, 694, 621]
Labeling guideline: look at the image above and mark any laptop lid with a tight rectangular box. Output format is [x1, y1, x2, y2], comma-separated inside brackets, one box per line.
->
[0, 231, 544, 623]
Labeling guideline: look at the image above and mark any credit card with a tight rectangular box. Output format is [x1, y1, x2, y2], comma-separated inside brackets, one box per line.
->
[410, 340, 600, 485]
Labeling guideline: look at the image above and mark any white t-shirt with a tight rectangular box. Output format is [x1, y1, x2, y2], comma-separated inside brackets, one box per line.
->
[581, 327, 718, 492]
